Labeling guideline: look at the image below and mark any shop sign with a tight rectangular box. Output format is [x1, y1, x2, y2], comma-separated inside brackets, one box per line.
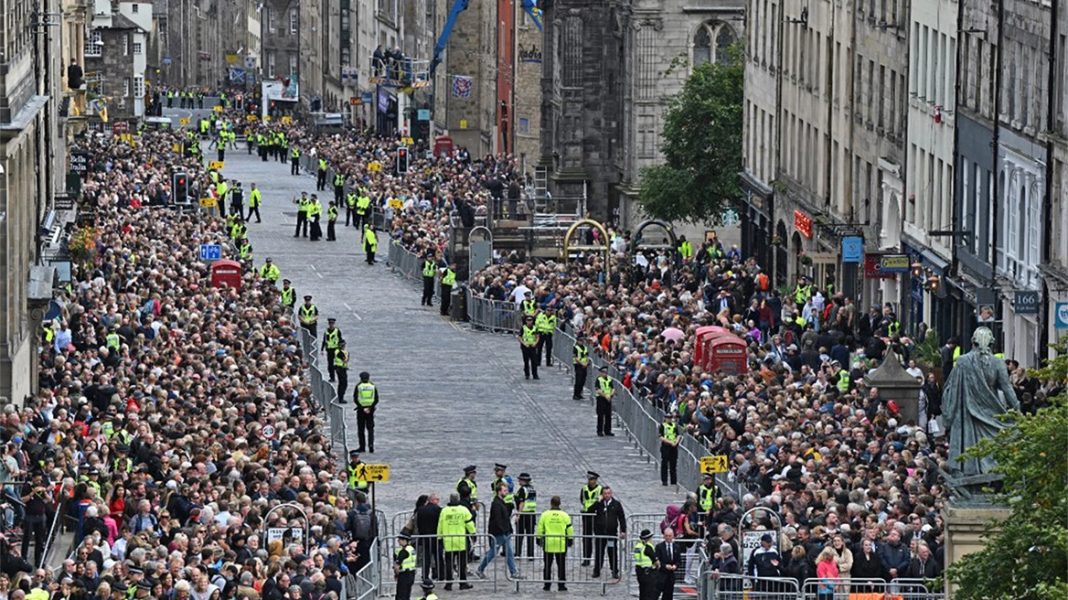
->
[794, 210, 813, 239]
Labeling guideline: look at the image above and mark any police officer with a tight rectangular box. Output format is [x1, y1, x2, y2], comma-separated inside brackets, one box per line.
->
[333, 171, 346, 204]
[247, 182, 262, 223]
[299, 295, 319, 338]
[230, 181, 244, 219]
[491, 463, 515, 509]
[573, 337, 590, 400]
[309, 195, 323, 241]
[394, 532, 417, 600]
[294, 192, 310, 238]
[518, 314, 540, 380]
[324, 199, 337, 239]
[514, 472, 537, 560]
[416, 579, 438, 600]
[697, 473, 718, 517]
[634, 529, 657, 600]
[355, 190, 372, 230]
[421, 253, 437, 306]
[659, 412, 680, 486]
[534, 309, 557, 366]
[259, 257, 280, 283]
[317, 158, 329, 190]
[363, 224, 378, 264]
[439, 263, 456, 317]
[519, 290, 537, 317]
[280, 279, 296, 311]
[334, 340, 350, 403]
[595, 366, 615, 436]
[579, 471, 602, 566]
[536, 496, 572, 592]
[354, 371, 378, 453]
[290, 146, 301, 175]
[321, 318, 343, 382]
[345, 190, 358, 227]
[456, 466, 479, 510]
[346, 450, 369, 497]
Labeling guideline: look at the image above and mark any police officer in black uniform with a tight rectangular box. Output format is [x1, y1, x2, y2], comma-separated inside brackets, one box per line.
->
[334, 339, 350, 403]
[321, 318, 343, 382]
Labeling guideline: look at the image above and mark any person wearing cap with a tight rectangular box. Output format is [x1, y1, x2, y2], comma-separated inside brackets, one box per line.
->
[247, 182, 262, 223]
[595, 366, 615, 436]
[490, 464, 515, 509]
[578, 471, 602, 566]
[514, 473, 537, 560]
[696, 473, 718, 515]
[299, 296, 319, 338]
[519, 290, 536, 317]
[416, 579, 437, 600]
[437, 493, 475, 591]
[439, 262, 457, 317]
[279, 279, 297, 310]
[363, 223, 378, 264]
[421, 252, 437, 307]
[747, 533, 782, 580]
[633, 529, 657, 600]
[333, 340, 350, 402]
[535, 495, 572, 592]
[658, 412, 680, 486]
[326, 200, 339, 241]
[572, 336, 591, 400]
[345, 450, 369, 495]
[321, 318, 344, 382]
[393, 532, 417, 599]
[295, 191, 310, 238]
[354, 371, 378, 452]
[518, 314, 540, 380]
[534, 308, 557, 367]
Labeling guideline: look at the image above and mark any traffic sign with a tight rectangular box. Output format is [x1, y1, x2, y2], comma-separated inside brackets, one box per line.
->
[261, 424, 276, 439]
[355, 463, 391, 482]
[281, 116, 293, 124]
[199, 197, 217, 208]
[213, 105, 224, 113]
[209, 160, 225, 171]
[700, 455, 728, 474]
[179, 117, 190, 126]
[199, 244, 222, 261]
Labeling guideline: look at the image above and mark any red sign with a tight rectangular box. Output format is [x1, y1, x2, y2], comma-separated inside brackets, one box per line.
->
[794, 210, 813, 239]
[112, 121, 128, 134]
[864, 254, 900, 279]
[349, 97, 363, 106]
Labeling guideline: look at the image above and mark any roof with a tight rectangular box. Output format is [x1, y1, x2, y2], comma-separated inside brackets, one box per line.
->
[108, 14, 148, 31]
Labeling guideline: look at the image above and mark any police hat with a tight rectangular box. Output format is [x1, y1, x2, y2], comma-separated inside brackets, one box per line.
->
[283, 279, 291, 284]
[137, 581, 153, 591]
[494, 463, 507, 471]
[265, 257, 273, 262]
[111, 583, 128, 594]
[327, 318, 336, 323]
[398, 532, 411, 541]
[639, 529, 653, 541]
[349, 450, 360, 457]
[518, 472, 531, 481]
[587, 471, 599, 480]
[304, 295, 313, 300]
[598, 366, 608, 372]
[703, 472, 714, 480]
[420, 579, 435, 591]
[463, 465, 477, 474]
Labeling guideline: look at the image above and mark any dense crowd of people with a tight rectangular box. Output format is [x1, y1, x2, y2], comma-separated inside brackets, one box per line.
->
[3, 128, 377, 600]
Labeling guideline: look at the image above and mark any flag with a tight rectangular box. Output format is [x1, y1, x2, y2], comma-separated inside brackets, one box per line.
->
[522, 0, 543, 31]
[228, 68, 246, 83]
[451, 75, 473, 98]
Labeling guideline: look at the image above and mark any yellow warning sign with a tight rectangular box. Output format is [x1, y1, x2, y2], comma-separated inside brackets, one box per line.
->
[247, 114, 258, 122]
[209, 161, 225, 171]
[700, 455, 729, 474]
[459, 119, 468, 130]
[172, 143, 182, 153]
[179, 117, 190, 126]
[199, 197, 217, 208]
[387, 199, 403, 210]
[355, 463, 391, 482]
[280, 116, 293, 125]
[213, 105, 224, 113]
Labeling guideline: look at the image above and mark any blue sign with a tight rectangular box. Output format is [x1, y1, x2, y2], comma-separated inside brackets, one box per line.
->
[199, 244, 222, 261]
[162, 56, 172, 66]
[1056, 303, 1068, 329]
[841, 236, 863, 263]
[361, 91, 374, 103]
[417, 109, 431, 121]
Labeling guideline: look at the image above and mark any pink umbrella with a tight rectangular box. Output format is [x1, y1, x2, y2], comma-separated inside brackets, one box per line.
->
[661, 327, 684, 343]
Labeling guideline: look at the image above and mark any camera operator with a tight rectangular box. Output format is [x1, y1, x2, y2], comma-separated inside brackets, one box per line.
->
[20, 471, 52, 565]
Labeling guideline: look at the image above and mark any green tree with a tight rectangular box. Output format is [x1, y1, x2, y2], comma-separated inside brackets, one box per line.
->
[946, 341, 1068, 600]
[638, 48, 743, 223]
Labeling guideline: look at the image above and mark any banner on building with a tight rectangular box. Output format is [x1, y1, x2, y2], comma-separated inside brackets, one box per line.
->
[228, 68, 246, 83]
[451, 75, 473, 98]
[341, 66, 359, 86]
[1055, 303, 1068, 329]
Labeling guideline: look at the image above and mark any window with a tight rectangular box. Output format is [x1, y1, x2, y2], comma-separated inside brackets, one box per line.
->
[123, 78, 130, 97]
[340, 10, 350, 31]
[692, 21, 737, 68]
[133, 41, 142, 54]
[133, 76, 144, 98]
[85, 30, 102, 56]
[123, 35, 129, 56]
[340, 47, 351, 66]
[289, 54, 298, 77]
[290, 8, 298, 34]
[131, 3, 138, 12]
[268, 8, 276, 33]
[267, 51, 276, 78]
[694, 27, 712, 66]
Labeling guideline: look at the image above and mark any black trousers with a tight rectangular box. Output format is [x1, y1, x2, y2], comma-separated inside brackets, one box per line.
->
[596, 397, 612, 435]
[295, 212, 308, 237]
[421, 276, 434, 305]
[327, 220, 337, 241]
[395, 570, 415, 600]
[637, 568, 657, 600]
[357, 408, 375, 452]
[443, 550, 467, 583]
[574, 364, 588, 399]
[657, 571, 675, 600]
[593, 537, 618, 576]
[516, 514, 536, 558]
[326, 348, 337, 381]
[440, 284, 452, 316]
[542, 552, 566, 587]
[317, 170, 327, 190]
[522, 345, 539, 378]
[660, 444, 678, 485]
[291, 158, 300, 174]
[23, 513, 47, 564]
[334, 186, 344, 204]
[581, 515, 594, 560]
[537, 333, 553, 366]
[310, 218, 322, 241]
[261, 147, 269, 161]
[217, 148, 226, 162]
[248, 141, 254, 154]
[248, 205, 261, 223]
[366, 247, 376, 264]
[346, 206, 356, 226]
[354, 212, 367, 230]
[336, 368, 348, 402]
[418, 538, 444, 580]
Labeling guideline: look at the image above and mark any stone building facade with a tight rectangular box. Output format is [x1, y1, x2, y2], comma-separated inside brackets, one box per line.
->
[1044, 4, 1068, 361]
[260, 0, 301, 83]
[540, 0, 744, 222]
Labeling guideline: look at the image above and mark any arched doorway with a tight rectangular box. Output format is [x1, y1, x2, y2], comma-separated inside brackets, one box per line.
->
[791, 232, 804, 283]
[775, 221, 788, 287]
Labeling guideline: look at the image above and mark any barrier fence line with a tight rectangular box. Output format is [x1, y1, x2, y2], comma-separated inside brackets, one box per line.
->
[696, 575, 939, 600]
[376, 534, 502, 595]
[465, 289, 519, 333]
[298, 327, 351, 461]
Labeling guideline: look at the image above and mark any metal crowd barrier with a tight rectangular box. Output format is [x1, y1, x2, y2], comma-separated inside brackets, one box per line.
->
[388, 241, 423, 280]
[345, 539, 380, 600]
[511, 533, 624, 595]
[390, 508, 489, 539]
[705, 574, 800, 599]
[299, 327, 351, 460]
[624, 513, 705, 597]
[377, 533, 502, 595]
[465, 289, 519, 333]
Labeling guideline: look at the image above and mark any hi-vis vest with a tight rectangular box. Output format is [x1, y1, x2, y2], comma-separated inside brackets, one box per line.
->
[521, 325, 538, 346]
[422, 260, 436, 277]
[521, 299, 537, 315]
[395, 546, 417, 572]
[325, 328, 341, 349]
[836, 369, 851, 393]
[106, 332, 121, 351]
[794, 285, 812, 305]
[457, 478, 478, 501]
[346, 192, 357, 208]
[334, 349, 349, 369]
[356, 382, 376, 407]
[299, 304, 318, 325]
[280, 287, 296, 307]
[291, 148, 301, 159]
[698, 484, 717, 512]
[634, 541, 654, 568]
[347, 462, 368, 490]
[580, 484, 602, 512]
[356, 195, 371, 214]
[318, 159, 328, 171]
[518, 485, 537, 513]
[574, 344, 590, 366]
[597, 376, 614, 398]
[441, 268, 456, 287]
[249, 189, 262, 207]
[662, 421, 678, 443]
[334, 173, 345, 187]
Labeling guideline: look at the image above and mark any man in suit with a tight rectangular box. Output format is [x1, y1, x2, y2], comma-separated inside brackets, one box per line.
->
[654, 528, 681, 600]
[592, 486, 626, 579]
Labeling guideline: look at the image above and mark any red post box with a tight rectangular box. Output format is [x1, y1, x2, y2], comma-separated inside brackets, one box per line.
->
[210, 259, 243, 290]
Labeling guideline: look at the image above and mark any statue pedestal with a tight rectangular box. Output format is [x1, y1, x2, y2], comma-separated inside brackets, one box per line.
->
[944, 502, 1011, 599]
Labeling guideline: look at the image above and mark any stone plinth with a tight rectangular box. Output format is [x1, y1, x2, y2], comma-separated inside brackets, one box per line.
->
[944, 502, 1011, 599]
[864, 351, 923, 425]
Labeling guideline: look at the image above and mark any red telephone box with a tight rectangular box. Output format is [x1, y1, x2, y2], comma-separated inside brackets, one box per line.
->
[433, 135, 454, 157]
[701, 335, 749, 375]
[210, 260, 243, 290]
[693, 325, 732, 365]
